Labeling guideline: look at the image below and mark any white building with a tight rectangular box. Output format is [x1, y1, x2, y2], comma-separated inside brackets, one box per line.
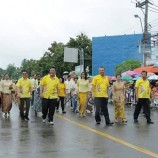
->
[146, 36, 158, 66]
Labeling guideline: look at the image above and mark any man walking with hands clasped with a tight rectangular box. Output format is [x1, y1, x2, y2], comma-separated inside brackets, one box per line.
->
[92, 66, 113, 126]
[134, 71, 154, 124]
[17, 70, 32, 121]
[40, 67, 60, 125]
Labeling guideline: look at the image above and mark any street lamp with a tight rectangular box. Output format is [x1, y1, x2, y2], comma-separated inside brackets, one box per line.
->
[134, 14, 143, 33]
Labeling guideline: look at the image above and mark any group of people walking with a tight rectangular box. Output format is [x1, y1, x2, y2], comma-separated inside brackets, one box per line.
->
[0, 66, 154, 126]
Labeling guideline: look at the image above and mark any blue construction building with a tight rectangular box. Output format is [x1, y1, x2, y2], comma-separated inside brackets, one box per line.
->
[92, 34, 143, 76]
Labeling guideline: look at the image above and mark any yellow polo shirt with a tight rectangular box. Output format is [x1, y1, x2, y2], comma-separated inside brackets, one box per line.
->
[59, 83, 66, 97]
[17, 78, 32, 98]
[135, 78, 151, 99]
[92, 75, 110, 98]
[40, 75, 59, 99]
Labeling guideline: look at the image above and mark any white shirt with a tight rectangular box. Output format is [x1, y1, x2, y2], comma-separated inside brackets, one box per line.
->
[65, 80, 71, 94]
[69, 78, 75, 91]
[71, 83, 77, 95]
[0, 80, 13, 94]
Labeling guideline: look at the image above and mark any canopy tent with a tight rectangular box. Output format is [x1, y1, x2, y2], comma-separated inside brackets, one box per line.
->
[134, 66, 158, 74]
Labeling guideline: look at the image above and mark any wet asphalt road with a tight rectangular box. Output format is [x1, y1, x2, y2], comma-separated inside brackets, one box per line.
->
[0, 104, 158, 158]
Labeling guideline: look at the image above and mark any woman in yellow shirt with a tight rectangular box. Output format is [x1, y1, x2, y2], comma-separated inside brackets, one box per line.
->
[56, 77, 66, 114]
[77, 72, 89, 117]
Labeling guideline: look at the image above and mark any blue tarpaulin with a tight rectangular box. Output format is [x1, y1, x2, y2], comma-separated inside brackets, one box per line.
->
[92, 34, 143, 76]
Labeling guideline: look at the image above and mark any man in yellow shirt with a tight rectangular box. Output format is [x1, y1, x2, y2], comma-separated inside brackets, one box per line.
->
[17, 70, 32, 121]
[134, 71, 154, 124]
[92, 66, 113, 126]
[40, 67, 60, 125]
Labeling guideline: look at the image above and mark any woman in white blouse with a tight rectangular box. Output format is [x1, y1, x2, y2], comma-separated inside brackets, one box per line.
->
[0, 73, 14, 117]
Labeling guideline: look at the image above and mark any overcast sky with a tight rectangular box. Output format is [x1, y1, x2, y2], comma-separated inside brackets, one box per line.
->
[0, 0, 157, 69]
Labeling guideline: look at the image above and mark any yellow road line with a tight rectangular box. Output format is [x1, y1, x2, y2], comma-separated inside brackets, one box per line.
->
[56, 114, 158, 158]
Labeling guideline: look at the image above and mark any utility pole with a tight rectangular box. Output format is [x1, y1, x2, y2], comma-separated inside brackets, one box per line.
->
[80, 47, 84, 70]
[143, 0, 149, 66]
[136, 0, 151, 66]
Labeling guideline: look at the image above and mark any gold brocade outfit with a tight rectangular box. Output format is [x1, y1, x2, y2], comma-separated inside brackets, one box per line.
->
[113, 81, 126, 121]
[0, 80, 14, 113]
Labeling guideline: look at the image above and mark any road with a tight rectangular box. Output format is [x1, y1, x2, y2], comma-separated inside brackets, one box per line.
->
[0, 104, 158, 158]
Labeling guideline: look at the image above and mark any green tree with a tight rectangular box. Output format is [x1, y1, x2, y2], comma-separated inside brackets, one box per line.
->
[66, 33, 92, 74]
[42, 33, 92, 76]
[21, 59, 39, 77]
[6, 64, 17, 79]
[0, 68, 5, 77]
[115, 60, 141, 75]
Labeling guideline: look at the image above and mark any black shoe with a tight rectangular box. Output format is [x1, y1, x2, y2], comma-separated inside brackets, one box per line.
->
[134, 119, 138, 123]
[62, 111, 66, 114]
[106, 122, 114, 126]
[96, 122, 100, 125]
[147, 121, 154, 124]
[25, 117, 30, 121]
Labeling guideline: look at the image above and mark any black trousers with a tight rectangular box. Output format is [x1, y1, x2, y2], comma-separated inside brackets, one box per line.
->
[42, 98, 57, 122]
[56, 97, 65, 111]
[95, 97, 110, 124]
[31, 90, 35, 106]
[20, 98, 30, 118]
[134, 98, 151, 122]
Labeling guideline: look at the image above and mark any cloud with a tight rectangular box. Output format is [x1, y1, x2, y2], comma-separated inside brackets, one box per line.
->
[0, 0, 157, 69]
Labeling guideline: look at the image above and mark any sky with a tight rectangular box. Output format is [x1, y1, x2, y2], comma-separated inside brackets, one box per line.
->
[0, 0, 157, 69]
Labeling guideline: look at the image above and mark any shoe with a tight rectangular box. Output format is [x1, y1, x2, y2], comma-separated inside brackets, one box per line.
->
[83, 114, 86, 117]
[115, 119, 119, 123]
[79, 114, 83, 117]
[147, 121, 154, 124]
[134, 119, 138, 123]
[7, 112, 10, 117]
[56, 109, 59, 113]
[4, 113, 7, 117]
[49, 121, 54, 125]
[96, 122, 100, 125]
[42, 119, 46, 123]
[62, 111, 66, 114]
[106, 122, 114, 126]
[123, 119, 128, 123]
[25, 117, 30, 121]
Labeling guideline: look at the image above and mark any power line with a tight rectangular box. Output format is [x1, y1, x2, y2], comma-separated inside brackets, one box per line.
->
[149, 18, 158, 23]
[148, 8, 158, 13]
[151, 24, 158, 27]
[149, 5, 158, 11]
[149, 0, 158, 7]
